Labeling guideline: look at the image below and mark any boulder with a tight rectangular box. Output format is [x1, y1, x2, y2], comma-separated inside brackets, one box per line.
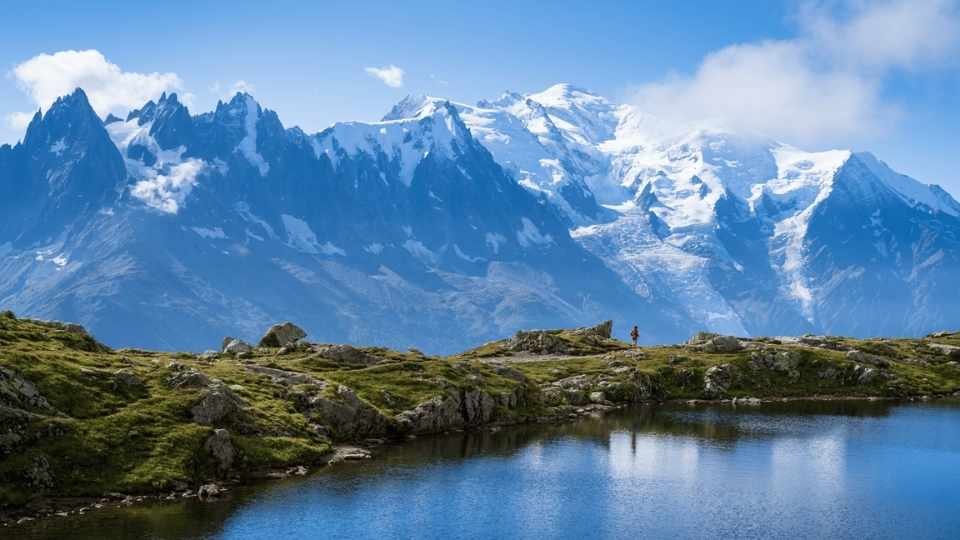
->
[191, 384, 245, 425]
[750, 349, 802, 379]
[315, 344, 381, 366]
[0, 367, 54, 411]
[204, 428, 235, 472]
[846, 350, 891, 368]
[222, 339, 253, 355]
[687, 331, 718, 345]
[197, 483, 221, 500]
[688, 332, 743, 353]
[112, 369, 144, 390]
[704, 364, 736, 397]
[704, 336, 744, 353]
[853, 364, 883, 385]
[167, 367, 212, 389]
[292, 384, 389, 440]
[927, 343, 960, 359]
[258, 322, 307, 348]
[588, 391, 606, 403]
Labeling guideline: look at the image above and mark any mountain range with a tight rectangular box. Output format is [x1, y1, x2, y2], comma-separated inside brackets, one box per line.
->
[1, 84, 958, 352]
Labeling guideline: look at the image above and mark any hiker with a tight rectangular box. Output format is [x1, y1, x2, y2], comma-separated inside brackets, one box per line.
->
[630, 325, 639, 347]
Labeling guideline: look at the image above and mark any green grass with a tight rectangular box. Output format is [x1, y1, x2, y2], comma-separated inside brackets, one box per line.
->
[2, 314, 959, 509]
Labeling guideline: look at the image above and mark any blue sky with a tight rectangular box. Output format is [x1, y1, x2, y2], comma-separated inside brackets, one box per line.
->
[2, 0, 958, 195]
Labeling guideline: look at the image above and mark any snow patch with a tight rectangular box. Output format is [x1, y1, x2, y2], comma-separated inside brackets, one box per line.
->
[485, 233, 506, 254]
[516, 218, 553, 247]
[192, 227, 227, 240]
[237, 95, 270, 176]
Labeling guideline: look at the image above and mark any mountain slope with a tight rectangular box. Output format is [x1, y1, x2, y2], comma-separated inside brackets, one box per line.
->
[0, 89, 690, 352]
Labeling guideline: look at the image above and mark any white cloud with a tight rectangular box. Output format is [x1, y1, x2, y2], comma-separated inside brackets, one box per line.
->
[5, 111, 35, 132]
[10, 49, 184, 119]
[364, 65, 405, 88]
[801, 0, 960, 70]
[224, 80, 255, 99]
[630, 0, 960, 145]
[130, 159, 207, 214]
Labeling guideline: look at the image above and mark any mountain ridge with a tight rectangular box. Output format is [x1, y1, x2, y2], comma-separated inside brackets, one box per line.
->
[0, 84, 958, 351]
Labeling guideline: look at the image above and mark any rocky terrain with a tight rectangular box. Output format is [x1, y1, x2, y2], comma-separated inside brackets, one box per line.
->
[2, 311, 959, 522]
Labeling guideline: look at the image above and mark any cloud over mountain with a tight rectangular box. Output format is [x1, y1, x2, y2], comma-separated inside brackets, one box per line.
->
[630, 0, 960, 146]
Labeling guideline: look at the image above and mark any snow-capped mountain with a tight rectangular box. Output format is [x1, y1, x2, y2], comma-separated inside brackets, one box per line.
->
[1, 84, 958, 352]
[0, 88, 689, 352]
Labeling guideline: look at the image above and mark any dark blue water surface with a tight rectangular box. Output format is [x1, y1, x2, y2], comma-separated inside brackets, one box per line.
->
[16, 400, 960, 539]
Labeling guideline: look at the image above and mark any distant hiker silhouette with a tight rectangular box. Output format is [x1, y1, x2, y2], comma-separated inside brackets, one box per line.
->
[630, 325, 639, 347]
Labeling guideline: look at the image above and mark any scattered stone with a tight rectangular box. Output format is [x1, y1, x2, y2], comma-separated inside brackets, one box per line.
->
[198, 351, 219, 361]
[588, 391, 606, 403]
[258, 322, 307, 348]
[731, 397, 761, 406]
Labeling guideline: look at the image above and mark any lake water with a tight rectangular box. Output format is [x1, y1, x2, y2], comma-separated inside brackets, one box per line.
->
[14, 400, 960, 539]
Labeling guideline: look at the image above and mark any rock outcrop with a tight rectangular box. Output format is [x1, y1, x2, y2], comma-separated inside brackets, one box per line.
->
[704, 364, 737, 397]
[258, 322, 306, 348]
[0, 367, 54, 411]
[204, 428, 235, 472]
[222, 339, 253, 355]
[191, 383, 246, 426]
[314, 344, 381, 367]
[688, 332, 744, 353]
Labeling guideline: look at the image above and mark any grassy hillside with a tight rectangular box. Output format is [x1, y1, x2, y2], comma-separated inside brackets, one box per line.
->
[2, 312, 959, 510]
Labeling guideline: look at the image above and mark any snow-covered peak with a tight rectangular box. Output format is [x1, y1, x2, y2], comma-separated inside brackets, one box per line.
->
[314, 98, 472, 186]
[852, 151, 960, 217]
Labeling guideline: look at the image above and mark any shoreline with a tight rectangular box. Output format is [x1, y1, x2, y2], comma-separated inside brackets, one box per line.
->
[5, 392, 958, 528]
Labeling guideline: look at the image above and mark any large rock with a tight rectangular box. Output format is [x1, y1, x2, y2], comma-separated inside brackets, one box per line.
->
[167, 365, 213, 389]
[394, 388, 500, 434]
[222, 339, 253, 355]
[258, 322, 307, 348]
[315, 344, 381, 366]
[191, 383, 245, 425]
[204, 428, 235, 472]
[927, 343, 960, 359]
[572, 320, 613, 339]
[509, 330, 568, 355]
[0, 367, 54, 411]
[750, 349, 802, 380]
[292, 384, 388, 440]
[846, 350, 891, 368]
[704, 364, 737, 397]
[688, 332, 744, 353]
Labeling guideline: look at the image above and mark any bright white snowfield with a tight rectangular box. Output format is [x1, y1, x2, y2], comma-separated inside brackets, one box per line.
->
[375, 84, 957, 335]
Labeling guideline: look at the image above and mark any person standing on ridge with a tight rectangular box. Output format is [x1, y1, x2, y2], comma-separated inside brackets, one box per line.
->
[630, 325, 639, 347]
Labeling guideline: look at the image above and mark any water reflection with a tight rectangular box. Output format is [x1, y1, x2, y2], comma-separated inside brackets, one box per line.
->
[15, 400, 960, 540]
